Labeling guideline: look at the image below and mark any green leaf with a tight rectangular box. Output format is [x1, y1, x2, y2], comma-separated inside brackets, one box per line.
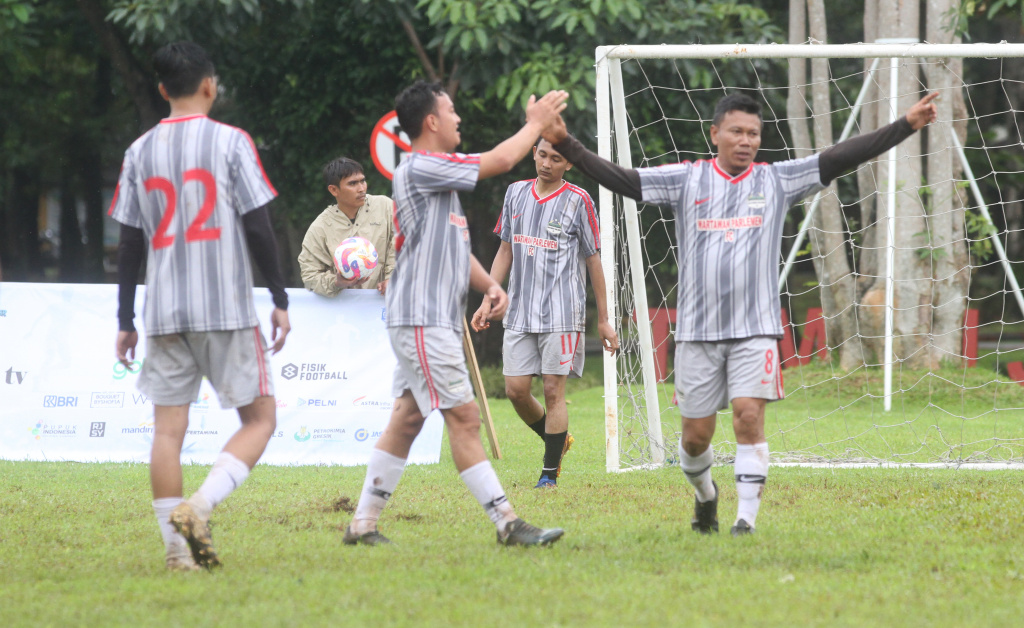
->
[451, 1, 462, 23]
[11, 4, 30, 24]
[459, 29, 473, 51]
[475, 27, 488, 49]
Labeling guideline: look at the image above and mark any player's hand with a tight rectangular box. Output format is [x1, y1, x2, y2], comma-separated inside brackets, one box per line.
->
[116, 331, 139, 369]
[269, 307, 290, 354]
[906, 92, 939, 130]
[485, 284, 508, 321]
[597, 321, 619, 356]
[471, 298, 492, 331]
[526, 90, 569, 131]
[377, 278, 389, 296]
[335, 272, 370, 289]
[541, 112, 569, 145]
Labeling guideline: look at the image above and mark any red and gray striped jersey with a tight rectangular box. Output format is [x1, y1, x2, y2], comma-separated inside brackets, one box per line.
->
[386, 151, 479, 332]
[493, 179, 599, 333]
[638, 155, 823, 342]
[109, 114, 277, 335]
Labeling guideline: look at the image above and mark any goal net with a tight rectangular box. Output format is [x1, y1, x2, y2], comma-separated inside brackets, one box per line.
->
[596, 43, 1024, 471]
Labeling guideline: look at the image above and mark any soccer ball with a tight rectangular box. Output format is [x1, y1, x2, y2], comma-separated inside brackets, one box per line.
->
[333, 236, 379, 281]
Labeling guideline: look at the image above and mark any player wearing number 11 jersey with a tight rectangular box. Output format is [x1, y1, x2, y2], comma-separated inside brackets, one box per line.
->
[473, 139, 618, 488]
[110, 42, 291, 571]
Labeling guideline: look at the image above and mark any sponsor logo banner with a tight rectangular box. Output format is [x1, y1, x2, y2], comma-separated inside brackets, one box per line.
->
[43, 395, 78, 408]
[91, 392, 124, 409]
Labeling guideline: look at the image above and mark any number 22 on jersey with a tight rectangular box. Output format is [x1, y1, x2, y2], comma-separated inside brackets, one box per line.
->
[145, 168, 221, 250]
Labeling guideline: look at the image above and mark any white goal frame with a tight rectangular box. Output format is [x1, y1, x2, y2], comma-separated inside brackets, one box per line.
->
[595, 42, 1024, 472]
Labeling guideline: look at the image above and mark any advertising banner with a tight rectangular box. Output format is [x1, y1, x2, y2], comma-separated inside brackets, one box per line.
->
[0, 283, 443, 465]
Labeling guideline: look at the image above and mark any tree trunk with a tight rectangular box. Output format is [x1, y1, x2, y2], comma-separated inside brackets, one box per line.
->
[806, 0, 864, 370]
[925, 0, 970, 366]
[76, 0, 165, 130]
[856, 0, 883, 364]
[58, 166, 85, 282]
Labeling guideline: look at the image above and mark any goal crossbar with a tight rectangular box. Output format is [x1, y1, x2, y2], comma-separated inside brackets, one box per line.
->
[598, 43, 1024, 61]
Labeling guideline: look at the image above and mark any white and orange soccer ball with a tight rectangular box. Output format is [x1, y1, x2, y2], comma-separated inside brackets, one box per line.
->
[333, 236, 379, 281]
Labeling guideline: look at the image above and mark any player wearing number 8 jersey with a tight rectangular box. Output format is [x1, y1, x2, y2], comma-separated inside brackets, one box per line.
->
[545, 91, 938, 536]
[110, 42, 291, 571]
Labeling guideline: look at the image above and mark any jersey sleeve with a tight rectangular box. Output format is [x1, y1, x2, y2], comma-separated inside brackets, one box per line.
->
[495, 185, 514, 242]
[231, 130, 278, 215]
[410, 152, 480, 193]
[573, 187, 600, 257]
[772, 154, 825, 206]
[108, 152, 143, 229]
[637, 163, 692, 207]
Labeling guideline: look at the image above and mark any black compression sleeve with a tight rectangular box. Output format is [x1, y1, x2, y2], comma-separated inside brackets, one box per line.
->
[242, 205, 289, 310]
[553, 135, 643, 200]
[117, 224, 145, 332]
[818, 116, 916, 184]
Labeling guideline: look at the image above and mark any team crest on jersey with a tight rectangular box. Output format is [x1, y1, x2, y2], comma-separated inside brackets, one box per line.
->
[747, 192, 766, 210]
[546, 220, 563, 236]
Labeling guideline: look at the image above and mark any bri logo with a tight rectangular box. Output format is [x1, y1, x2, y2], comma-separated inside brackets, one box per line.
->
[43, 395, 78, 408]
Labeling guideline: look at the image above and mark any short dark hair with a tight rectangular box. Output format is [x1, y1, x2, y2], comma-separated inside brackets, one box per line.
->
[153, 42, 216, 99]
[711, 93, 762, 127]
[395, 80, 446, 140]
[322, 157, 364, 188]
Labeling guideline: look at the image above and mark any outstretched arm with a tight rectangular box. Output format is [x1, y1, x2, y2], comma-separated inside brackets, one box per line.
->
[478, 91, 569, 180]
[543, 115, 643, 200]
[819, 92, 939, 184]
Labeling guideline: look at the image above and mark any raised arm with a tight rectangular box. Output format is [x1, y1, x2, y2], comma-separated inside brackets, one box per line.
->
[542, 115, 643, 200]
[819, 92, 938, 184]
[477, 91, 569, 180]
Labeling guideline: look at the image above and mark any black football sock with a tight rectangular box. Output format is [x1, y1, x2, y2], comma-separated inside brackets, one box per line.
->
[541, 430, 568, 479]
[527, 412, 547, 441]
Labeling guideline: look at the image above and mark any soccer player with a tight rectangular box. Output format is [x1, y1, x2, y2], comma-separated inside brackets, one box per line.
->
[111, 41, 291, 570]
[298, 157, 396, 296]
[543, 91, 938, 535]
[343, 80, 569, 547]
[471, 138, 619, 487]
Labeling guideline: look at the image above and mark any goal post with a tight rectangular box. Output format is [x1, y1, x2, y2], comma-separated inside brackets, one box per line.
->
[596, 42, 1024, 472]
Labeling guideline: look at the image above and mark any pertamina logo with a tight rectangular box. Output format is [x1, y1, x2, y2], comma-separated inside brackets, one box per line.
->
[43, 395, 78, 408]
[283, 363, 346, 382]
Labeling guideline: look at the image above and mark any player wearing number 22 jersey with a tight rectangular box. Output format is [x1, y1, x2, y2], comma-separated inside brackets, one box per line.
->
[110, 42, 291, 572]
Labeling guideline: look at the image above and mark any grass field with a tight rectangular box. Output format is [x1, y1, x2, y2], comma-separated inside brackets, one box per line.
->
[3, 383, 1024, 627]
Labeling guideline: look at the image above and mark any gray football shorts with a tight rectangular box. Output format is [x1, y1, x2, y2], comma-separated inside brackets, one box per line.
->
[389, 326, 475, 414]
[674, 336, 783, 419]
[502, 329, 585, 378]
[138, 327, 274, 409]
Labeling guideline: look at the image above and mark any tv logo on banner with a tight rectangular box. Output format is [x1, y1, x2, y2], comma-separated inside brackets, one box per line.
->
[5, 367, 27, 385]
[44, 396, 78, 408]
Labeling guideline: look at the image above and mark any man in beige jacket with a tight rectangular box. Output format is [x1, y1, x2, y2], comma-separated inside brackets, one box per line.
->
[298, 157, 396, 296]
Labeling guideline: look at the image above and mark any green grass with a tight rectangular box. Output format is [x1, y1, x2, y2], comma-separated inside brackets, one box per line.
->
[3, 386, 1024, 627]
[614, 359, 1024, 467]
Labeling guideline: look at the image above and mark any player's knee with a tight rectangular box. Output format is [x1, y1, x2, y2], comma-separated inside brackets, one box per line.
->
[505, 383, 530, 404]
[541, 379, 564, 402]
[732, 410, 763, 440]
[396, 412, 426, 438]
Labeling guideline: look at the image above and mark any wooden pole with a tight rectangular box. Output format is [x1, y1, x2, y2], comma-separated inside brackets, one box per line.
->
[462, 319, 501, 459]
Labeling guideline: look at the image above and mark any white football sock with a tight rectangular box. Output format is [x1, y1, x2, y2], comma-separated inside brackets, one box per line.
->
[153, 497, 187, 551]
[190, 452, 251, 519]
[734, 442, 769, 527]
[460, 460, 516, 530]
[352, 449, 407, 534]
[679, 441, 717, 503]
